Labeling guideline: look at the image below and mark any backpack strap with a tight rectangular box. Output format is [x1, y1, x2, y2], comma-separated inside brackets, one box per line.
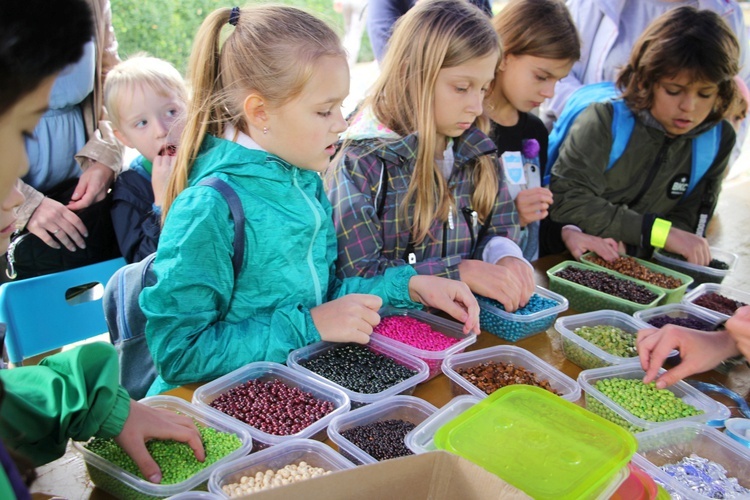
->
[607, 100, 635, 170]
[689, 122, 722, 197]
[197, 177, 246, 279]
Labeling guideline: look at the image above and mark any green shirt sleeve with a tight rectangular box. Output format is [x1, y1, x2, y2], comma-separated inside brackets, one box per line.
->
[0, 343, 131, 466]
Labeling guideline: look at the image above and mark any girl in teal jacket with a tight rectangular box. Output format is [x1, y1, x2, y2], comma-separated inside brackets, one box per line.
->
[141, 5, 480, 395]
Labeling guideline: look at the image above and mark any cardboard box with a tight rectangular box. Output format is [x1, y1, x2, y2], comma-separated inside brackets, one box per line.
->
[247, 450, 531, 499]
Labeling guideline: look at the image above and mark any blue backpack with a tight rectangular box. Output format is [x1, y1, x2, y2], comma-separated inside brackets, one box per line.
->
[103, 177, 245, 400]
[545, 81, 722, 194]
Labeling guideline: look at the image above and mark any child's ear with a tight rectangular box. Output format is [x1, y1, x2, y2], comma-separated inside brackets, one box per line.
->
[243, 94, 268, 131]
[113, 129, 134, 149]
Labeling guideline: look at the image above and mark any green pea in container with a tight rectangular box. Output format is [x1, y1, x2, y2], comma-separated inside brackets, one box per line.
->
[433, 385, 637, 500]
[546, 261, 665, 315]
[580, 252, 693, 304]
[73, 396, 253, 500]
[577, 365, 725, 434]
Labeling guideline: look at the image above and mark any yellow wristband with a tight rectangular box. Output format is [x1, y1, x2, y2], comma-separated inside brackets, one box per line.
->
[651, 218, 672, 249]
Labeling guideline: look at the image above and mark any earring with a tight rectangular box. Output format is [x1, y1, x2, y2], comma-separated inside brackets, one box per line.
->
[263, 127, 269, 135]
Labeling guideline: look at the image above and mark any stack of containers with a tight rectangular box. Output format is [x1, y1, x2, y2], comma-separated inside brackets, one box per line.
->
[632, 422, 750, 498]
[371, 307, 476, 380]
[441, 345, 581, 402]
[192, 362, 350, 450]
[553, 310, 654, 370]
[74, 396, 253, 499]
[547, 261, 665, 314]
[433, 385, 637, 499]
[475, 285, 568, 341]
[327, 395, 437, 465]
[207, 439, 355, 498]
[653, 247, 738, 286]
[287, 336, 429, 408]
[682, 283, 750, 321]
[580, 252, 693, 304]
[577, 365, 725, 433]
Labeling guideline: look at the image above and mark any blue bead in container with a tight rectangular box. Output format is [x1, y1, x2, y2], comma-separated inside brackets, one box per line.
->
[476, 286, 568, 341]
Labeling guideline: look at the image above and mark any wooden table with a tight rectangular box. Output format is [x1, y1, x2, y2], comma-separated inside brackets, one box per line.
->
[30, 178, 750, 499]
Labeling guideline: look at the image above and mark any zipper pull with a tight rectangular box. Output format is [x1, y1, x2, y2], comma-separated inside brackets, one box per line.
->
[448, 206, 455, 230]
[471, 210, 478, 233]
[5, 232, 24, 280]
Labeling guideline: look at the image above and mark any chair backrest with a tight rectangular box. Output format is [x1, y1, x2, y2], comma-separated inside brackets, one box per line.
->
[0, 257, 126, 365]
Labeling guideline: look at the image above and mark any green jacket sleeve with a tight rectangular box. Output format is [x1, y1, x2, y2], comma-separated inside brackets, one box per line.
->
[549, 103, 646, 245]
[0, 343, 131, 466]
[141, 187, 321, 387]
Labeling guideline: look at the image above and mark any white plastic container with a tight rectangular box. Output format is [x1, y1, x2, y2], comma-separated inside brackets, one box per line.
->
[634, 302, 725, 331]
[404, 395, 480, 454]
[578, 365, 724, 433]
[286, 336, 429, 407]
[632, 422, 750, 498]
[207, 438, 355, 498]
[192, 362, 349, 450]
[327, 395, 437, 465]
[373, 306, 476, 380]
[653, 247, 738, 286]
[441, 345, 581, 402]
[74, 396, 253, 499]
[553, 310, 652, 370]
[682, 282, 750, 320]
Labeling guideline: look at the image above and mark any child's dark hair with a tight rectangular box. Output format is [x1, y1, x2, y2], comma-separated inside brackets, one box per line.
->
[0, 0, 94, 115]
[617, 6, 739, 123]
[493, 0, 580, 61]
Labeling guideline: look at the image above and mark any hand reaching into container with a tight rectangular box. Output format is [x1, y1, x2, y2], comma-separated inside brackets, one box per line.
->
[458, 257, 533, 313]
[726, 305, 750, 360]
[115, 400, 205, 484]
[637, 324, 740, 388]
[407, 275, 480, 335]
[311, 294, 383, 344]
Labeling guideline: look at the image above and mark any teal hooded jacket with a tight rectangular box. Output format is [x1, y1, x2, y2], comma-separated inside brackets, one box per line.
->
[141, 135, 419, 394]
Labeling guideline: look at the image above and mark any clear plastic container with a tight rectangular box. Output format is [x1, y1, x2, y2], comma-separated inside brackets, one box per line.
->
[286, 336, 429, 408]
[682, 282, 750, 320]
[433, 385, 637, 500]
[547, 261, 665, 314]
[327, 395, 437, 465]
[166, 492, 221, 499]
[577, 365, 724, 433]
[476, 285, 569, 341]
[192, 362, 350, 450]
[634, 303, 725, 331]
[554, 310, 653, 370]
[610, 462, 659, 500]
[653, 247, 738, 286]
[372, 306, 477, 380]
[404, 395, 481, 454]
[74, 396, 253, 500]
[632, 422, 750, 499]
[441, 345, 581, 402]
[580, 252, 693, 304]
[724, 418, 750, 449]
[207, 438, 355, 498]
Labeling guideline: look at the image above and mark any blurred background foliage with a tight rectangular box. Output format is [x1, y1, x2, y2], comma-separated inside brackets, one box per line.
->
[110, 0, 373, 74]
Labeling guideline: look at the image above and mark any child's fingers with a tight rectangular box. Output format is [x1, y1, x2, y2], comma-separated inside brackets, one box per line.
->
[349, 293, 383, 312]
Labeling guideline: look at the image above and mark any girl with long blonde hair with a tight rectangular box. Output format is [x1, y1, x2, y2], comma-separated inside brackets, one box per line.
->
[330, 0, 534, 312]
[140, 4, 480, 396]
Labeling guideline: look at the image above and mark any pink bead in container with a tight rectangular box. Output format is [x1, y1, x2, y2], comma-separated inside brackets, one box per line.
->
[372, 307, 477, 380]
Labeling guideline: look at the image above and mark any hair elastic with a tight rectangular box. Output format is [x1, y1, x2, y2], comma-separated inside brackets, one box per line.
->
[229, 6, 240, 26]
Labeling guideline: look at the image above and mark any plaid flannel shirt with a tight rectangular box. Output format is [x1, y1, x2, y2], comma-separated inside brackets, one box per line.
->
[329, 127, 521, 280]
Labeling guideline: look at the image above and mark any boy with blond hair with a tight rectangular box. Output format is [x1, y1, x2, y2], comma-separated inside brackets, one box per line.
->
[106, 54, 187, 263]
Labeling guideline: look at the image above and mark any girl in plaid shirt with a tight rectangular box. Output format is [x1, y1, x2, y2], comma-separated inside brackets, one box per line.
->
[330, 0, 534, 312]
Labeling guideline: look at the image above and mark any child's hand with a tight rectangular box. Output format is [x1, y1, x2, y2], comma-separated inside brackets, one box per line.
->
[408, 275, 480, 335]
[151, 153, 176, 208]
[515, 187, 553, 227]
[311, 294, 382, 343]
[726, 305, 750, 359]
[457, 258, 533, 313]
[636, 325, 738, 388]
[115, 400, 205, 484]
[664, 227, 710, 266]
[561, 226, 619, 261]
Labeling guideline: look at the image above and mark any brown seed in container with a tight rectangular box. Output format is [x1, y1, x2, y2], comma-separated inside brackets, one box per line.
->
[456, 361, 560, 396]
[587, 255, 682, 289]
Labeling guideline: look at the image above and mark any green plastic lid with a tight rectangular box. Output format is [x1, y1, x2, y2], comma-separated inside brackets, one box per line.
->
[433, 385, 637, 500]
